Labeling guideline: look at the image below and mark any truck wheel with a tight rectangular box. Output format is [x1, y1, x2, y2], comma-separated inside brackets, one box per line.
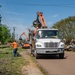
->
[34, 50, 39, 59]
[59, 53, 64, 59]
[30, 46, 33, 54]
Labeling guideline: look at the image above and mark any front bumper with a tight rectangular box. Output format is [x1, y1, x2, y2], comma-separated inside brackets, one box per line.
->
[36, 48, 64, 54]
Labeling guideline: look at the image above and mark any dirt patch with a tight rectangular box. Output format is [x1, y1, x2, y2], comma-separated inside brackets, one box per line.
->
[20, 50, 44, 75]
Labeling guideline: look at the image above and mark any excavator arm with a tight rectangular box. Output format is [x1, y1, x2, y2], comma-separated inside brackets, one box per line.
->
[19, 32, 28, 42]
[33, 11, 47, 36]
[37, 12, 46, 28]
[19, 32, 30, 48]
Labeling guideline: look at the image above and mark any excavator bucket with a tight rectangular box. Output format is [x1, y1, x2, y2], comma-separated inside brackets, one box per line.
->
[33, 11, 47, 28]
[19, 37, 22, 40]
[33, 12, 42, 28]
[33, 20, 42, 28]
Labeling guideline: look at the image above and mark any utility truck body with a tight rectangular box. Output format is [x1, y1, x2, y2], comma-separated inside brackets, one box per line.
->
[29, 28, 65, 59]
[29, 11, 65, 59]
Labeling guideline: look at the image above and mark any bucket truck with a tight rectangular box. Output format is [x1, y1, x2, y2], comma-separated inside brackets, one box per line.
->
[28, 12, 65, 59]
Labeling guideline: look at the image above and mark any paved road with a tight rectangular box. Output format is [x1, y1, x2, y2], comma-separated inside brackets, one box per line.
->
[36, 52, 75, 75]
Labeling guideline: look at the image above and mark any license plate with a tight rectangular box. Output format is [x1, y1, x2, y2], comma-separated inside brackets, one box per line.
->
[46, 51, 51, 53]
[49, 49, 57, 51]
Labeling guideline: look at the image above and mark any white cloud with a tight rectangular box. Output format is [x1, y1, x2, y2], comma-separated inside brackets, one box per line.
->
[53, 14, 58, 18]
[2, 11, 31, 40]
[47, 21, 54, 28]
[47, 22, 53, 25]
[8, 22, 30, 40]
[5, 11, 25, 16]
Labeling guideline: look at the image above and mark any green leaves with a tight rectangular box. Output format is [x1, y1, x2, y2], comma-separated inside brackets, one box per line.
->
[0, 25, 12, 44]
[52, 16, 75, 42]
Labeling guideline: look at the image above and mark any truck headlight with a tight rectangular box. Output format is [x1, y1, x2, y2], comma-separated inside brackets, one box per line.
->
[61, 44, 64, 47]
[37, 44, 42, 47]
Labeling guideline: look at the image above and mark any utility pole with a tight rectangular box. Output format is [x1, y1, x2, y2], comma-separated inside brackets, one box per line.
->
[12, 27, 15, 41]
[0, 5, 1, 7]
[13, 27, 15, 40]
[0, 15, 2, 25]
[0, 5, 2, 25]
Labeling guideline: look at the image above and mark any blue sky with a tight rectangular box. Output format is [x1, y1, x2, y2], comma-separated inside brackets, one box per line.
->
[0, 0, 75, 39]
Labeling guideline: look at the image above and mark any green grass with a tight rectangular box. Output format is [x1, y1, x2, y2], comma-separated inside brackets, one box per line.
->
[0, 47, 28, 75]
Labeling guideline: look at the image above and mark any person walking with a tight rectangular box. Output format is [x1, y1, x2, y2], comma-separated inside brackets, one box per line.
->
[12, 40, 18, 57]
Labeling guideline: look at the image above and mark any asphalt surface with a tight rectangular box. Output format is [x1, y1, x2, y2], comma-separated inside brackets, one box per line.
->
[36, 51, 75, 75]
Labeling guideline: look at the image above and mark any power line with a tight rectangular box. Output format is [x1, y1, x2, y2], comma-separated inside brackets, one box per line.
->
[0, 9, 13, 26]
[2, 1, 75, 7]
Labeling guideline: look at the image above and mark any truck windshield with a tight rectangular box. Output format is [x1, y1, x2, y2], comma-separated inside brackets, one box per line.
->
[36, 30, 59, 39]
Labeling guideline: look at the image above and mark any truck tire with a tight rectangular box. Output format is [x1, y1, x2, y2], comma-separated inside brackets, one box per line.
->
[30, 46, 33, 54]
[34, 50, 39, 59]
[59, 53, 64, 59]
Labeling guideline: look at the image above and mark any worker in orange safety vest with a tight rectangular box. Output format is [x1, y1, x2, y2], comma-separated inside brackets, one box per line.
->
[12, 40, 18, 57]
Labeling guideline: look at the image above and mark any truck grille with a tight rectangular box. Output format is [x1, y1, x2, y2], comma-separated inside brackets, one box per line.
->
[44, 42, 58, 48]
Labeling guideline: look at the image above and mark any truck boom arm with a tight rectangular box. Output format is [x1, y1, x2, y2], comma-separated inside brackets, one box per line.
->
[33, 11, 47, 28]
[37, 12, 46, 27]
[20, 32, 28, 42]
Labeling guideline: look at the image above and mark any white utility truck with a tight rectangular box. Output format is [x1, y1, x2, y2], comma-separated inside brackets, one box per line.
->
[29, 28, 65, 59]
[29, 12, 65, 59]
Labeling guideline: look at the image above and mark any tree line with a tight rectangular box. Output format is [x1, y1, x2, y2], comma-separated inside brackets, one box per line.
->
[0, 24, 12, 44]
[52, 16, 75, 44]
[0, 14, 75, 44]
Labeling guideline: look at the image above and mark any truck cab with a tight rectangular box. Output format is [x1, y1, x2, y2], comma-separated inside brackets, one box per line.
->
[31, 28, 65, 59]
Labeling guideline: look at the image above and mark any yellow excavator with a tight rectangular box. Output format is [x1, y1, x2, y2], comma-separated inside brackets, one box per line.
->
[19, 32, 30, 49]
